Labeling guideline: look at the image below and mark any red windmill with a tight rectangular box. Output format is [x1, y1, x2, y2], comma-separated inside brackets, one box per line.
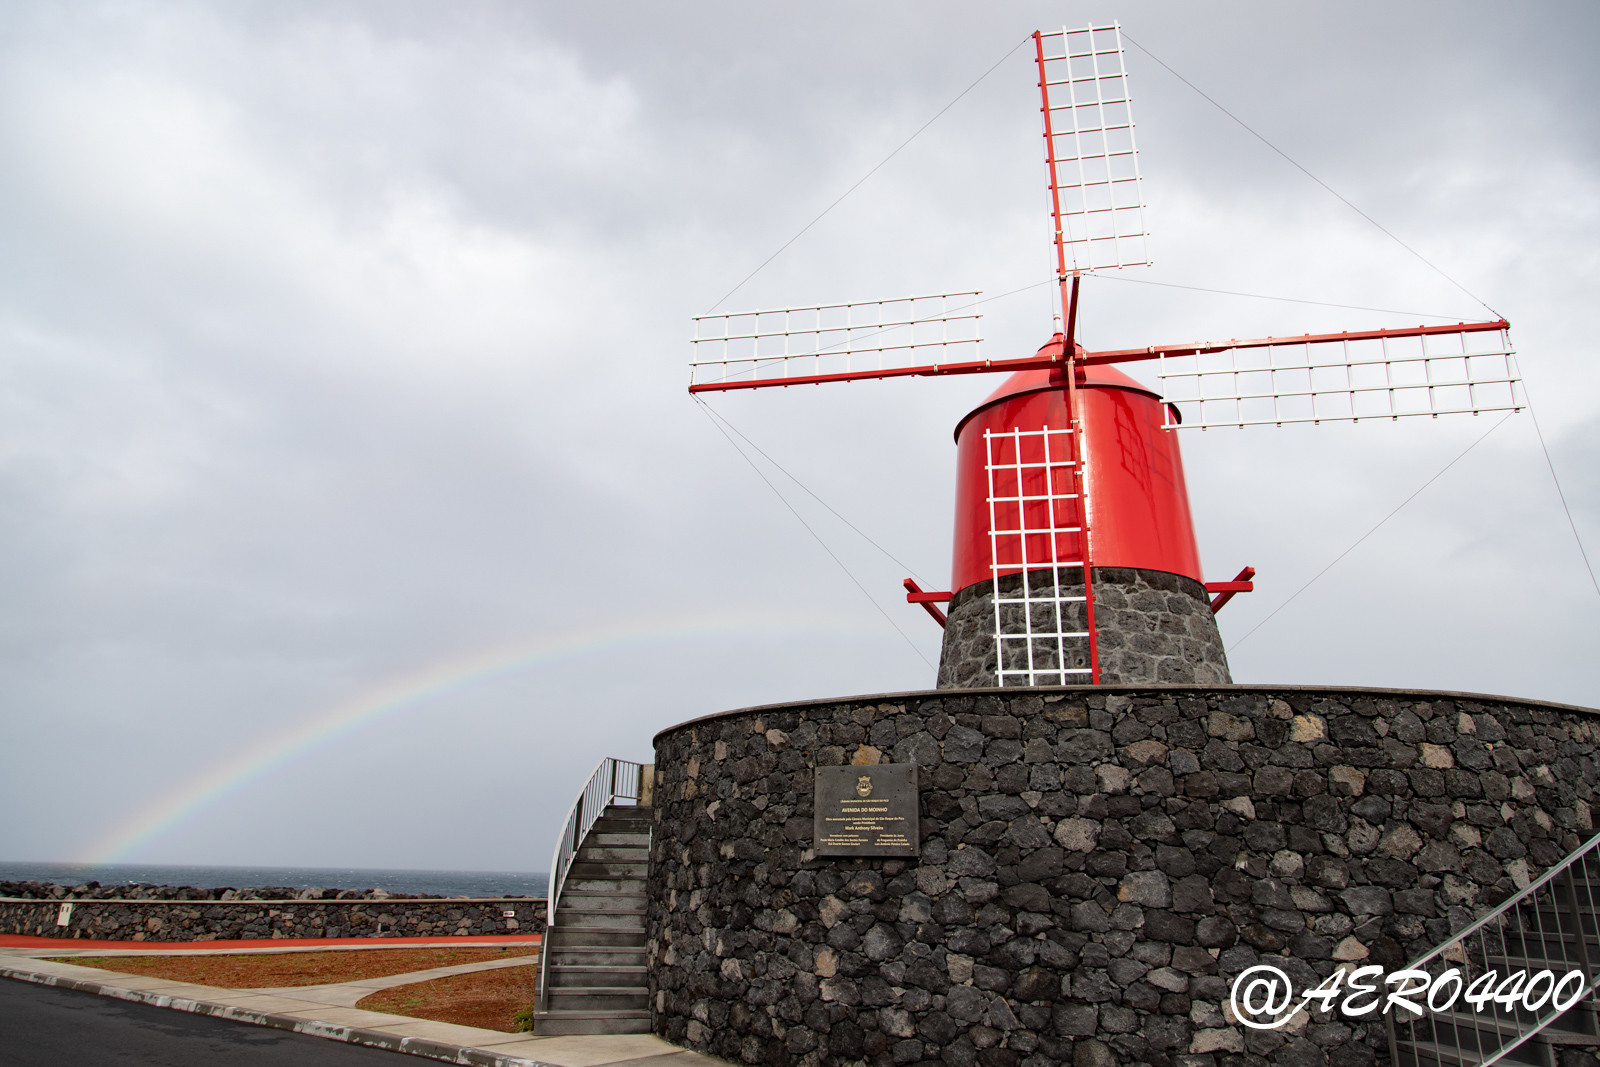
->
[689, 24, 1522, 688]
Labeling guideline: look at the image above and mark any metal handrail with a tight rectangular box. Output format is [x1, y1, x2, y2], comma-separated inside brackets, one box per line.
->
[1387, 829, 1600, 1067]
[535, 756, 642, 1014]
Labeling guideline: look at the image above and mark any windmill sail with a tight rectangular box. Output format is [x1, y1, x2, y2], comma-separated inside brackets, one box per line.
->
[1146, 321, 1521, 428]
[1036, 23, 1151, 272]
[689, 292, 982, 391]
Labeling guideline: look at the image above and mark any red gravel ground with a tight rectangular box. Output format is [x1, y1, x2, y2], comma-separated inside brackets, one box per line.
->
[356, 965, 540, 1032]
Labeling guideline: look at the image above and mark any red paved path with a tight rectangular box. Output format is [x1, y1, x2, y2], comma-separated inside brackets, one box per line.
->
[0, 933, 540, 951]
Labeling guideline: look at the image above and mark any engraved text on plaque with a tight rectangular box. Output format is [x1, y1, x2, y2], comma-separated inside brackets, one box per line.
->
[813, 764, 920, 857]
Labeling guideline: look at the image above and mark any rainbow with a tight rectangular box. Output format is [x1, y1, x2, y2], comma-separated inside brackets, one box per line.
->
[80, 612, 885, 864]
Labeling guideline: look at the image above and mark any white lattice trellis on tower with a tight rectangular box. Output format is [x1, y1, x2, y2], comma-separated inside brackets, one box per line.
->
[985, 427, 1093, 685]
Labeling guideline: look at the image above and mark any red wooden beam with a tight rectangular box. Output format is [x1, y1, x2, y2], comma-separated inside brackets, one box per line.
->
[903, 578, 950, 628]
[1207, 566, 1256, 614]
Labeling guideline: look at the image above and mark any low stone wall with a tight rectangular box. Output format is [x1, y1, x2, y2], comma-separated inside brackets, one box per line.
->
[648, 685, 1599, 1067]
[0, 883, 545, 941]
[937, 569, 1232, 688]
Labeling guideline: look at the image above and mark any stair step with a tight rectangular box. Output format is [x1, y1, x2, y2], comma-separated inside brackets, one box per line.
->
[549, 966, 647, 986]
[547, 950, 647, 968]
[547, 941, 648, 954]
[545, 929, 646, 948]
[547, 993, 649, 1012]
[1514, 909, 1600, 924]
[558, 917, 647, 928]
[556, 902, 643, 921]
[563, 877, 646, 894]
[557, 895, 648, 914]
[1482, 951, 1600, 975]
[546, 942, 647, 954]
[567, 861, 648, 877]
[570, 848, 650, 863]
[533, 1010, 653, 1037]
[1496, 924, 1599, 945]
[1394, 1038, 1545, 1067]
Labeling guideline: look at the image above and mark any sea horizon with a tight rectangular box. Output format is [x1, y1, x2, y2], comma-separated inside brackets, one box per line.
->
[0, 860, 550, 899]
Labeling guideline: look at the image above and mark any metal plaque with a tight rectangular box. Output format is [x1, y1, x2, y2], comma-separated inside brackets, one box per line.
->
[813, 764, 920, 857]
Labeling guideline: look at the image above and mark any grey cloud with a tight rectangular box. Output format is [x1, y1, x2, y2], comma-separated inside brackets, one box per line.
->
[0, 0, 1595, 872]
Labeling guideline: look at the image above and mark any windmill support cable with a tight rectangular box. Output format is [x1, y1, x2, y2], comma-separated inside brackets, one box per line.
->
[706, 35, 1033, 315]
[693, 398, 936, 670]
[1231, 410, 1516, 649]
[696, 398, 934, 588]
[1120, 31, 1502, 321]
[1094, 274, 1471, 322]
[1521, 388, 1600, 601]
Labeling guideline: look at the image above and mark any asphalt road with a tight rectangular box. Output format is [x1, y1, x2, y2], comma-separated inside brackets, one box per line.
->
[0, 977, 420, 1066]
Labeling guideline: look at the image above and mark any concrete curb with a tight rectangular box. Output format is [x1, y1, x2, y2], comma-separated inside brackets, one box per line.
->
[0, 963, 557, 1067]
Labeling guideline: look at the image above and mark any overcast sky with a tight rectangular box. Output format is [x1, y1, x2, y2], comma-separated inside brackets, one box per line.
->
[2, 1, 1596, 875]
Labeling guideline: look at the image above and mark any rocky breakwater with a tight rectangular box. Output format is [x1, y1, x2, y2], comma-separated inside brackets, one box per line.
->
[648, 686, 1599, 1067]
[0, 881, 546, 941]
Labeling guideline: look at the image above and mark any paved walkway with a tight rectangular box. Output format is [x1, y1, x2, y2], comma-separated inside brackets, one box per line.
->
[0, 940, 725, 1067]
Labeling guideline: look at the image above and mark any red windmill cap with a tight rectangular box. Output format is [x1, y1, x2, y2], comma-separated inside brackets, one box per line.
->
[953, 334, 1163, 441]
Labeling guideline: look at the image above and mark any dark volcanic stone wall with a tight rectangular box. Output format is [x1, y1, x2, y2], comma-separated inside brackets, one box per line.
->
[0, 882, 545, 941]
[937, 569, 1231, 688]
[648, 686, 1599, 1067]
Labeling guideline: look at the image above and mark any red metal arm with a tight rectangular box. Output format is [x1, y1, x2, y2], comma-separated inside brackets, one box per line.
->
[1207, 566, 1256, 613]
[1079, 320, 1510, 366]
[687, 350, 1068, 393]
[687, 320, 1510, 393]
[903, 579, 950, 628]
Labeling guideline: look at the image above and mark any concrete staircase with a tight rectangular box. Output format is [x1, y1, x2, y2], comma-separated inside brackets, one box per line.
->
[534, 804, 652, 1036]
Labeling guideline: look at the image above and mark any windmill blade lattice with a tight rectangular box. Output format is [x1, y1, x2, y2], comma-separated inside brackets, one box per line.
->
[1151, 323, 1521, 428]
[1036, 23, 1151, 272]
[689, 292, 982, 391]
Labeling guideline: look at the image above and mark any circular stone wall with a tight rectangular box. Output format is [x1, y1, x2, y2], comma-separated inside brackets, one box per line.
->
[647, 686, 1598, 1067]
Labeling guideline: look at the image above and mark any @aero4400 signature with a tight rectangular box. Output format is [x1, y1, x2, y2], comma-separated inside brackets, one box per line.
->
[1230, 964, 1597, 1031]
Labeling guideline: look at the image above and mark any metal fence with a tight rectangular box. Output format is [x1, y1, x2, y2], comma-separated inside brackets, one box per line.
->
[1387, 830, 1600, 1067]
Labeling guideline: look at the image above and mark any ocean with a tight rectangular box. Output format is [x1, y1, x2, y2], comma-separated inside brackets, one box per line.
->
[0, 861, 550, 899]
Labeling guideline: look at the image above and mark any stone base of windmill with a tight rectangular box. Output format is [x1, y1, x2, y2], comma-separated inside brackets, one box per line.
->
[937, 567, 1231, 688]
[645, 685, 1600, 1067]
